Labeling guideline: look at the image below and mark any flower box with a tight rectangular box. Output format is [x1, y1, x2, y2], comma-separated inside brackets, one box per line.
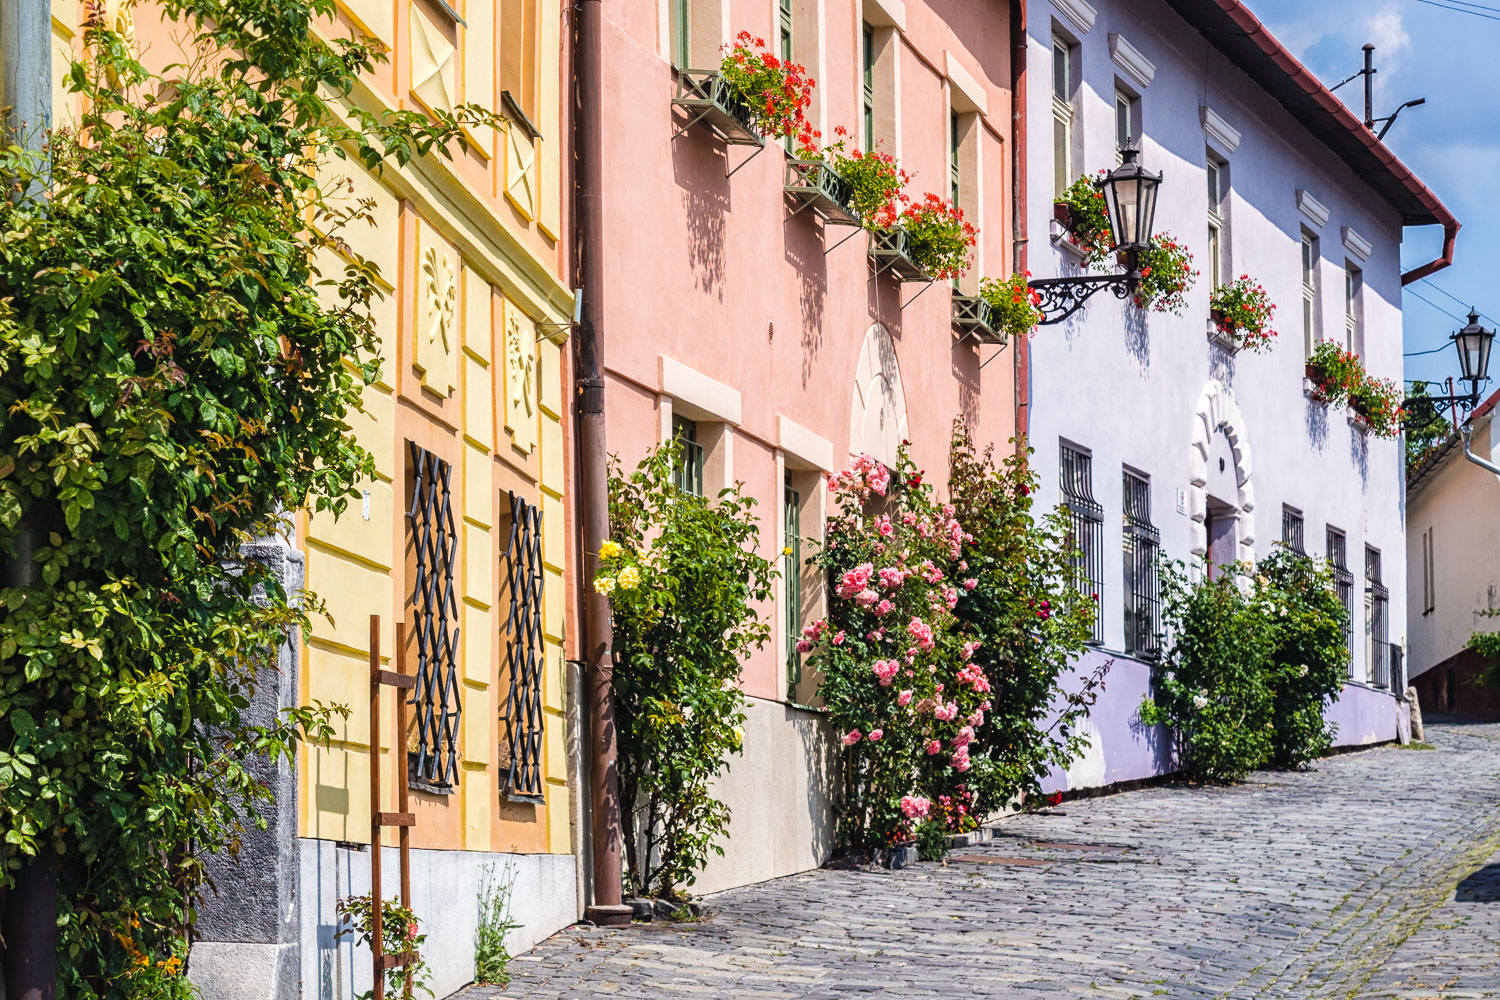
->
[1304, 364, 1330, 403]
[1207, 311, 1238, 353]
[1053, 201, 1074, 227]
[952, 293, 1005, 345]
[784, 158, 861, 227]
[671, 70, 765, 148]
[1348, 409, 1371, 434]
[868, 227, 931, 283]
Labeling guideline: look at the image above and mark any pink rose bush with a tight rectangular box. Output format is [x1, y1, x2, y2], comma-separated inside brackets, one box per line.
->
[807, 447, 996, 849]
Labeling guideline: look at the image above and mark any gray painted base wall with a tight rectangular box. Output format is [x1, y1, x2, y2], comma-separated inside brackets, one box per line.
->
[297, 840, 578, 1000]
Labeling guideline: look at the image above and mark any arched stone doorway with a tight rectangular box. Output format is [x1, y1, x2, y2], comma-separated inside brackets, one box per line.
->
[848, 323, 908, 467]
[1188, 380, 1256, 567]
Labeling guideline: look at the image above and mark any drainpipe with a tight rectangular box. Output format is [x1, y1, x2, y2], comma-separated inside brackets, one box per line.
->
[0, 2, 58, 998]
[1460, 421, 1500, 478]
[1010, 0, 1030, 451]
[572, 0, 630, 928]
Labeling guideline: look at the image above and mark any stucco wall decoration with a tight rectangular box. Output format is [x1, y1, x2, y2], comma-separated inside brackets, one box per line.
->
[848, 323, 908, 469]
[505, 300, 538, 453]
[1187, 379, 1256, 564]
[415, 227, 459, 397]
[506, 126, 537, 219]
[410, 4, 455, 114]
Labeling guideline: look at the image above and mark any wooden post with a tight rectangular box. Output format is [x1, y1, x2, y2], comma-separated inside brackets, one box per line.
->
[369, 615, 384, 1000]
[395, 622, 413, 1000]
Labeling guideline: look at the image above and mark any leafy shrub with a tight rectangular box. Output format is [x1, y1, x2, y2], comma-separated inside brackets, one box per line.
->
[979, 273, 1043, 341]
[915, 819, 949, 862]
[337, 895, 434, 1000]
[474, 860, 523, 985]
[947, 428, 1101, 816]
[1132, 232, 1196, 315]
[719, 30, 814, 139]
[601, 444, 775, 899]
[0, 0, 495, 989]
[1140, 565, 1277, 782]
[1210, 275, 1278, 353]
[1257, 550, 1348, 767]
[901, 193, 977, 280]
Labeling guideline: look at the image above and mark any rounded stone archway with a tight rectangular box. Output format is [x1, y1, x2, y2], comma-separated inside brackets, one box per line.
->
[1188, 379, 1256, 564]
[848, 322, 908, 468]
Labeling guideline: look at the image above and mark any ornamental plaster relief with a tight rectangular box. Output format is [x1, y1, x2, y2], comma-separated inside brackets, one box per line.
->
[503, 298, 539, 453]
[410, 3, 456, 115]
[414, 221, 459, 397]
[1187, 380, 1256, 564]
[505, 125, 538, 220]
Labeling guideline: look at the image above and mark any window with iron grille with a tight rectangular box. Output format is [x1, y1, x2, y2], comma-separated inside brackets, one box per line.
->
[1122, 470, 1160, 658]
[499, 491, 545, 801]
[1327, 526, 1352, 666]
[1061, 443, 1104, 644]
[1365, 546, 1389, 688]
[672, 415, 704, 496]
[784, 473, 802, 698]
[407, 443, 461, 790]
[1281, 505, 1305, 555]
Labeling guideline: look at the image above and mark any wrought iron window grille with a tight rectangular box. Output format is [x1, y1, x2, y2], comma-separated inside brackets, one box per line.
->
[1327, 527, 1353, 666]
[1281, 506, 1305, 556]
[1061, 444, 1105, 645]
[1366, 547, 1389, 689]
[500, 492, 546, 801]
[1122, 471, 1160, 659]
[407, 443, 462, 791]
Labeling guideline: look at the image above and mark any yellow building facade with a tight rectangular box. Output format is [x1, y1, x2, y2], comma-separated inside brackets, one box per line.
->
[47, 2, 580, 996]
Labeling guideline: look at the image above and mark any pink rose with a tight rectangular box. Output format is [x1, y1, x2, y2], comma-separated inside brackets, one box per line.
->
[841, 729, 862, 746]
[900, 795, 931, 819]
[897, 689, 913, 706]
[925, 740, 941, 755]
[795, 639, 812, 653]
[833, 630, 846, 645]
[868, 728, 883, 742]
[963, 578, 978, 591]
[875, 599, 893, 616]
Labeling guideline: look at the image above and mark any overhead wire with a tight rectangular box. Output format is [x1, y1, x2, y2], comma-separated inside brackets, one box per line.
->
[1411, 0, 1500, 20]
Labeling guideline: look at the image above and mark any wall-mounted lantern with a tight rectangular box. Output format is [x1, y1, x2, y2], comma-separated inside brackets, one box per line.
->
[1029, 145, 1163, 325]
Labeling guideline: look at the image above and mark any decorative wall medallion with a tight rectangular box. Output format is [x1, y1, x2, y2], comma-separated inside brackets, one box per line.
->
[413, 231, 459, 397]
[505, 304, 538, 453]
[410, 5, 456, 114]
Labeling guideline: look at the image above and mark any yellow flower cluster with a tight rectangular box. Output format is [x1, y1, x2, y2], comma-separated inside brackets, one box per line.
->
[599, 539, 622, 559]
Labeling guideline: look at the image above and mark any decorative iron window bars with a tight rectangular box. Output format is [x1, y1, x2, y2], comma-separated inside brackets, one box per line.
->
[500, 492, 546, 801]
[1281, 506, 1305, 555]
[1327, 527, 1353, 666]
[1061, 444, 1105, 645]
[407, 443, 462, 790]
[1122, 470, 1160, 659]
[1366, 547, 1389, 689]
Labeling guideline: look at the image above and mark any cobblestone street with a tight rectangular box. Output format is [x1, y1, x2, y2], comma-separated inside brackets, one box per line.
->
[463, 720, 1500, 999]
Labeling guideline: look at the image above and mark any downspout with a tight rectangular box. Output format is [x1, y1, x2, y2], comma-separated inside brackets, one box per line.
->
[1010, 0, 1030, 451]
[1401, 219, 1458, 286]
[1460, 421, 1500, 478]
[572, 0, 630, 927]
[0, 0, 58, 997]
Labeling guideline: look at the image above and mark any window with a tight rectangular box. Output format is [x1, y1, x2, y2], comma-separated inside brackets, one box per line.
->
[1206, 154, 1227, 289]
[501, 0, 540, 119]
[1365, 547, 1389, 688]
[670, 0, 691, 67]
[1327, 526, 1352, 665]
[672, 415, 704, 496]
[784, 473, 803, 696]
[780, 0, 794, 150]
[499, 491, 545, 800]
[950, 110, 962, 207]
[406, 443, 461, 790]
[1422, 526, 1436, 614]
[1122, 470, 1160, 658]
[1052, 37, 1075, 196]
[1281, 505, 1305, 555]
[1302, 231, 1321, 358]
[1061, 443, 1104, 645]
[1345, 263, 1363, 356]
[1114, 86, 1139, 163]
[862, 22, 875, 152]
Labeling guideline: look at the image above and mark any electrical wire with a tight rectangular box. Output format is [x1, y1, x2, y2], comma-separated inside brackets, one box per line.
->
[1405, 286, 1463, 322]
[1412, 0, 1500, 20]
[1435, 0, 1500, 14]
[1404, 344, 1452, 357]
[1418, 278, 1499, 327]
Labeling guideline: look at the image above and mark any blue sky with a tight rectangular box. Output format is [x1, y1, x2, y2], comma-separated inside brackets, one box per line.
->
[1249, 0, 1499, 393]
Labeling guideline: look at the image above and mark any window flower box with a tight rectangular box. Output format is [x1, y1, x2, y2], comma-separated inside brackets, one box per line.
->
[671, 70, 765, 148]
[1207, 312, 1239, 353]
[1348, 409, 1372, 435]
[868, 227, 931, 283]
[952, 293, 1004, 344]
[784, 158, 861, 227]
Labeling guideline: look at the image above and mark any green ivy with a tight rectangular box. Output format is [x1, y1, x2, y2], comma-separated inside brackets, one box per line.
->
[0, 1, 499, 992]
[600, 444, 775, 900]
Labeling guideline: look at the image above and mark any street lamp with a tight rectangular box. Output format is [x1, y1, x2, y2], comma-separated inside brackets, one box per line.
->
[1405, 308, 1494, 418]
[1029, 144, 1163, 325]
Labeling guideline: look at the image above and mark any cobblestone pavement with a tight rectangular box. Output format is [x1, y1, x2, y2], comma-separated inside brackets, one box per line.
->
[463, 720, 1500, 999]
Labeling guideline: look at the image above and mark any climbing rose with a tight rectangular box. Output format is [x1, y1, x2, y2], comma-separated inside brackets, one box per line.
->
[842, 729, 863, 746]
[900, 795, 931, 819]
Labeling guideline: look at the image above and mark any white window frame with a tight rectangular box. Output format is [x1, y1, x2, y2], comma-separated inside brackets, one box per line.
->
[1302, 231, 1321, 358]
[1206, 154, 1227, 290]
[1345, 262, 1363, 356]
[1052, 36, 1075, 197]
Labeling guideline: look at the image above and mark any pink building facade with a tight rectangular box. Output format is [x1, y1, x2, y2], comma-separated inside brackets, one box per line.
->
[595, 0, 1020, 890]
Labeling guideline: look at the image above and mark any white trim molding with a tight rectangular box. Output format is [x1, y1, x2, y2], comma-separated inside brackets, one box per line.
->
[1108, 33, 1155, 90]
[1050, 0, 1096, 35]
[861, 0, 906, 31]
[944, 49, 988, 116]
[659, 356, 742, 424]
[777, 415, 835, 473]
[1200, 105, 1241, 156]
[1297, 189, 1330, 229]
[1342, 225, 1372, 263]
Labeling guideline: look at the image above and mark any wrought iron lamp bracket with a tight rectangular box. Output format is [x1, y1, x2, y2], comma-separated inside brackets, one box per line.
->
[1028, 272, 1138, 326]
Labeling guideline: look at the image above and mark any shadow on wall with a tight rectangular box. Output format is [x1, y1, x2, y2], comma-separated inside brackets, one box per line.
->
[951, 336, 984, 431]
[1306, 395, 1328, 450]
[791, 704, 839, 868]
[1349, 422, 1368, 489]
[1122, 302, 1150, 371]
[783, 205, 829, 389]
[1209, 339, 1236, 386]
[1457, 864, 1500, 903]
[673, 137, 729, 299]
[866, 269, 904, 339]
